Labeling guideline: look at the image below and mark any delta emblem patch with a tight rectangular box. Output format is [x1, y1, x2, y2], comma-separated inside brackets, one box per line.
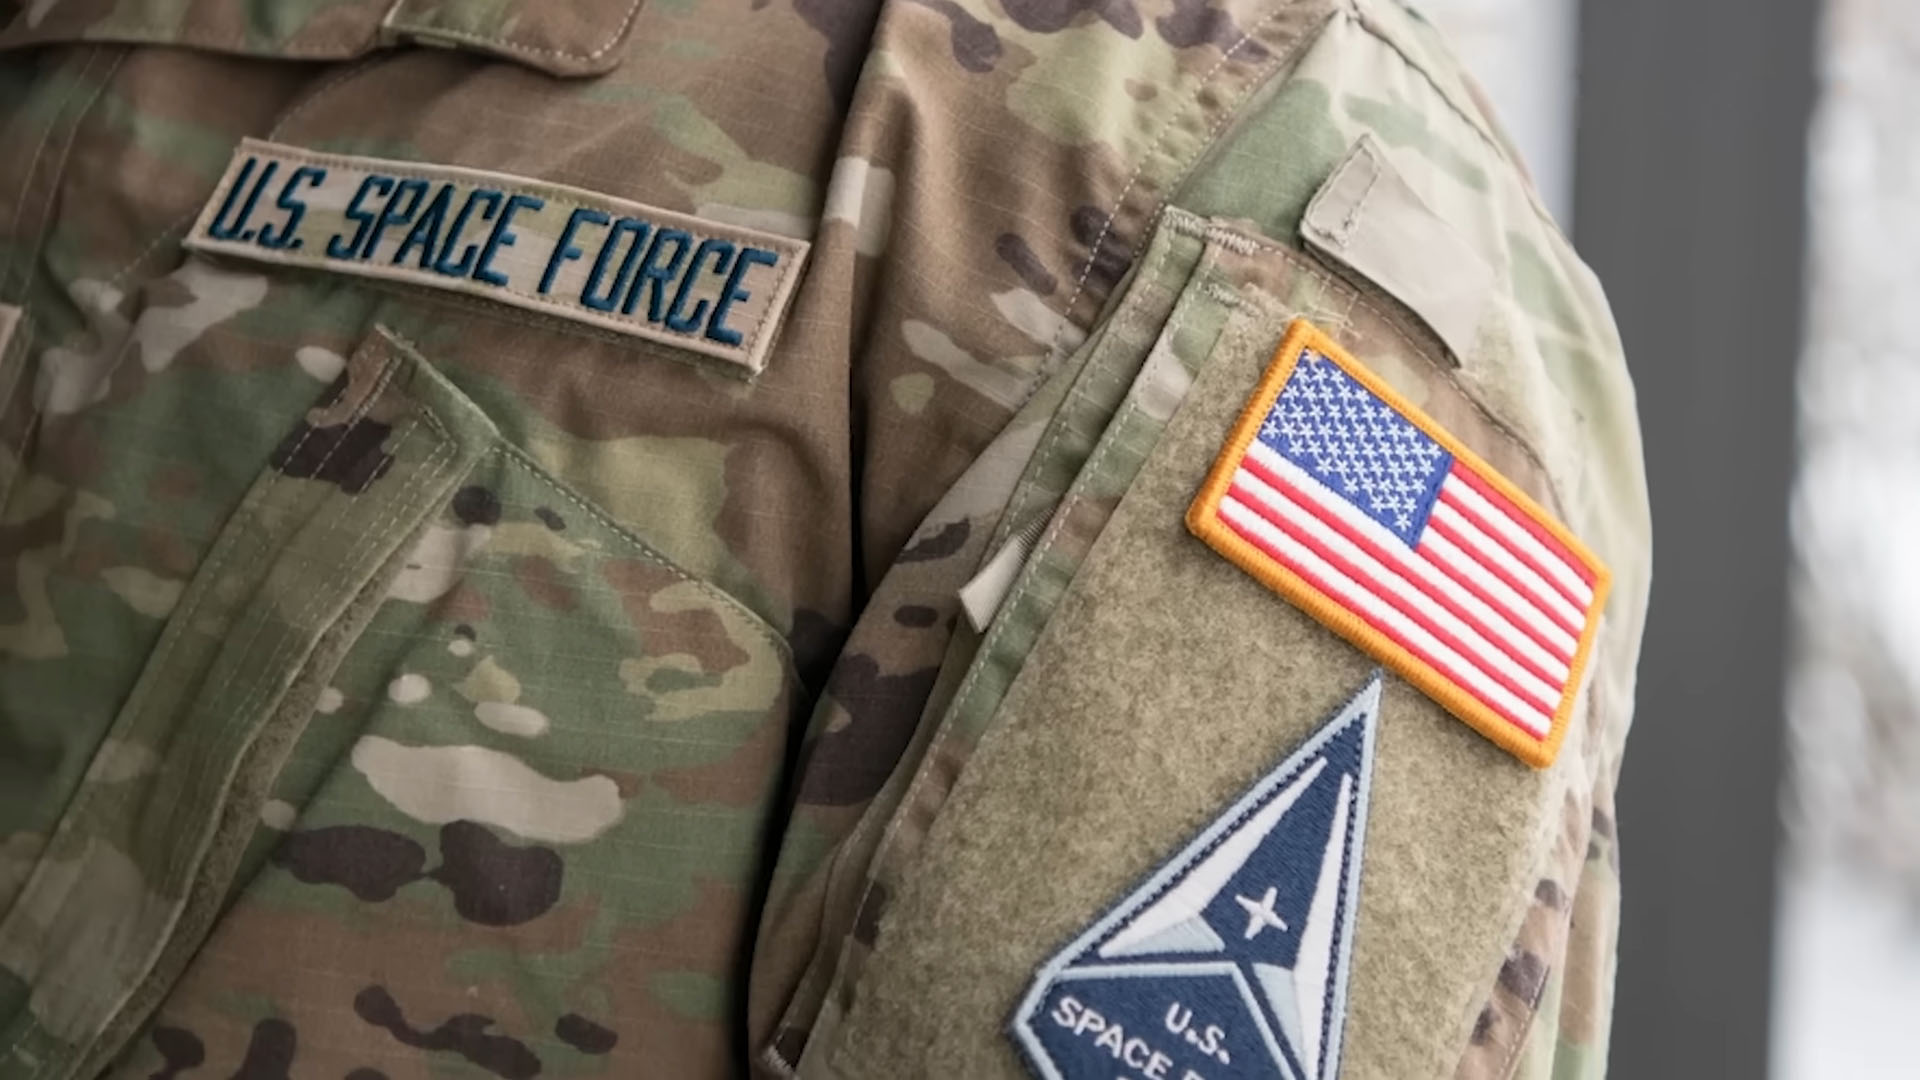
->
[1185, 320, 1608, 768]
[1010, 675, 1381, 1080]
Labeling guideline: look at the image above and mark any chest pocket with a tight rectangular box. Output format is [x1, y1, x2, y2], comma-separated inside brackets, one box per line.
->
[0, 323, 803, 1080]
[0, 20, 828, 1065]
[791, 189, 1601, 1080]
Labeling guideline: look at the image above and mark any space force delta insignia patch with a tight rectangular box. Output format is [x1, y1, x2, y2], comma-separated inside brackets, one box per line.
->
[1011, 675, 1380, 1080]
[185, 139, 808, 375]
[1186, 320, 1609, 769]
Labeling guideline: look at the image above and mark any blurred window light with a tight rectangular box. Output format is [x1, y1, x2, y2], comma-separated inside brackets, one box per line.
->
[1776, 0, 1920, 1076]
[1408, 0, 1579, 223]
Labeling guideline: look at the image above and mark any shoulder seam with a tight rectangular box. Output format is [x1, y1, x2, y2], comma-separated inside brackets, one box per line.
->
[1035, 0, 1344, 391]
[1344, 0, 1568, 240]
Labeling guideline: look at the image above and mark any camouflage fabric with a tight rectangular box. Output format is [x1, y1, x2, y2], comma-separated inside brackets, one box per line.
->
[0, 0, 1648, 1078]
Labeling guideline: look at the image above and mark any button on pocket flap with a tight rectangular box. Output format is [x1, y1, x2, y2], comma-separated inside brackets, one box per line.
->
[1301, 135, 1494, 367]
[3, 0, 640, 76]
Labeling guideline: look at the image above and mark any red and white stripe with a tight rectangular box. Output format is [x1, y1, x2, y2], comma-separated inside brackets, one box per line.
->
[1214, 441, 1597, 740]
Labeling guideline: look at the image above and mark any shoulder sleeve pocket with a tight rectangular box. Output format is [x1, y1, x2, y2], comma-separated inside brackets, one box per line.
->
[801, 221, 1596, 1080]
[1300, 134, 1494, 369]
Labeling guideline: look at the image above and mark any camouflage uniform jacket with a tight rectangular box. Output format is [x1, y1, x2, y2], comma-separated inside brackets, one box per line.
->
[0, 0, 1649, 1078]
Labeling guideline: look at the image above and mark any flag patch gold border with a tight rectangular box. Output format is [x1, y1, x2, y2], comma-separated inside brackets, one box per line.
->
[1186, 319, 1609, 768]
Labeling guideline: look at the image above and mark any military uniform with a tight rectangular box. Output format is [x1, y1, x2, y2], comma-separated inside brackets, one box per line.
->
[0, 0, 1648, 1078]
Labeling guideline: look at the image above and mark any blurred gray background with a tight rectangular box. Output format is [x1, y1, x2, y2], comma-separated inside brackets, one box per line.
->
[1415, 0, 1918, 1075]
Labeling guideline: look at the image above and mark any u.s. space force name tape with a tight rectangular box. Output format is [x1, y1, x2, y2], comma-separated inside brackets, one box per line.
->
[186, 138, 809, 375]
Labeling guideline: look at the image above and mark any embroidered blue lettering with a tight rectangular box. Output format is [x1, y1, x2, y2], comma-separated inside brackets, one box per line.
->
[708, 246, 779, 346]
[432, 188, 502, 278]
[541, 207, 607, 297]
[473, 193, 543, 287]
[259, 165, 325, 251]
[589, 218, 652, 313]
[207, 157, 279, 243]
[630, 227, 692, 323]
[393, 182, 456, 269]
[190, 140, 808, 374]
[357, 177, 428, 260]
[666, 237, 736, 334]
[204, 155, 259, 240]
[327, 174, 394, 260]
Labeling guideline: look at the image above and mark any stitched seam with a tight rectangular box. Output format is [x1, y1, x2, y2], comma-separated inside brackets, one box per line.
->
[89, 427, 443, 1080]
[190, 148, 800, 366]
[251, 269, 764, 382]
[1202, 227, 1258, 257]
[996, 265, 1208, 764]
[1344, 287, 1552, 488]
[0, 52, 123, 505]
[164, 353, 412, 815]
[764, 239, 1204, 1061]
[176, 133, 800, 373]
[411, 393, 453, 447]
[15, 24, 382, 57]
[4, 50, 92, 297]
[1346, 4, 1572, 260]
[100, 59, 385, 293]
[1275, 244, 1557, 494]
[10, 304, 143, 535]
[1193, 316, 1595, 765]
[1117, 221, 1189, 338]
[107, 216, 195, 290]
[197, 199, 796, 268]
[209, 145, 807, 259]
[1334, 162, 1380, 248]
[93, 343, 392, 710]
[1033, 0, 1332, 394]
[0, 352, 39, 519]
[817, 265, 1217, 1062]
[1490, 924, 1568, 1079]
[168, 417, 437, 892]
[107, 421, 444, 1066]
[0, 49, 280, 1070]
[370, 320, 795, 665]
[1492, 720, 1605, 1079]
[385, 0, 644, 63]
[736, 243, 806, 370]
[0, 352, 403, 1068]
[757, 1044, 801, 1078]
[1161, 213, 1301, 262]
[269, 58, 387, 140]
[0, 308, 36, 511]
[494, 444, 797, 670]
[37, 0, 641, 65]
[222, 419, 441, 735]
[147, 417, 439, 1051]
[1201, 281, 1244, 307]
[178, 245, 787, 361]
[1486, 865, 1577, 1079]
[983, 224, 1192, 561]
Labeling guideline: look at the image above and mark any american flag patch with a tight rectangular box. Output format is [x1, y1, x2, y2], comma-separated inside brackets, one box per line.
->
[1186, 320, 1608, 768]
